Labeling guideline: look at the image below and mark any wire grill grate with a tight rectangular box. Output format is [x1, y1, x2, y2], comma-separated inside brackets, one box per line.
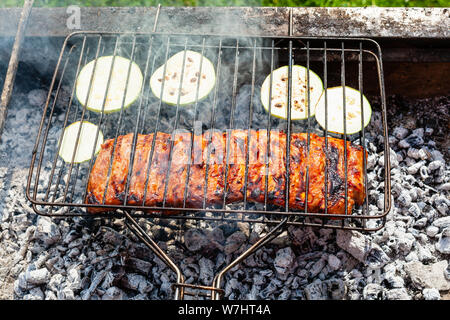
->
[26, 31, 391, 232]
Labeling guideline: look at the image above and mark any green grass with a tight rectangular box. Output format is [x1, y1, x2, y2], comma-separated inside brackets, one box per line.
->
[1, 0, 449, 7]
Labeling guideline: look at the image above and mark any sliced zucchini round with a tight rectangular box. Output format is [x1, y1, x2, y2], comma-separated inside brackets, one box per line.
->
[260, 65, 324, 120]
[315, 86, 372, 135]
[150, 50, 216, 106]
[59, 121, 104, 163]
[76, 56, 143, 113]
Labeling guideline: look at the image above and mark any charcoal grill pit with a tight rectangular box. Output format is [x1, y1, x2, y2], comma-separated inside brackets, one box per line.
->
[0, 5, 448, 301]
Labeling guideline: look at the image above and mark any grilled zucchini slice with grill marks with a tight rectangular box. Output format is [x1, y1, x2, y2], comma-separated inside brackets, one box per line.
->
[76, 56, 143, 113]
[150, 50, 216, 106]
[315, 86, 372, 135]
[59, 121, 104, 163]
[260, 65, 324, 120]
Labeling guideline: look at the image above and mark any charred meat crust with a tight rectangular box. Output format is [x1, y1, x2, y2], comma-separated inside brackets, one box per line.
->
[85, 130, 366, 215]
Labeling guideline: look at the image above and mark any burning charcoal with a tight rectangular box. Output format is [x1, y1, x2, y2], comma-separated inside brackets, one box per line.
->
[126, 242, 154, 261]
[418, 148, 429, 160]
[405, 251, 418, 262]
[184, 228, 208, 252]
[246, 285, 261, 300]
[327, 254, 341, 271]
[34, 216, 61, 246]
[224, 231, 246, 255]
[412, 128, 424, 138]
[57, 287, 75, 300]
[397, 190, 412, 207]
[426, 226, 440, 238]
[404, 260, 450, 291]
[45, 290, 57, 300]
[363, 283, 385, 300]
[45, 255, 64, 273]
[390, 231, 415, 255]
[376, 195, 385, 210]
[430, 150, 444, 162]
[47, 273, 64, 293]
[270, 230, 290, 247]
[438, 183, 450, 191]
[378, 148, 398, 168]
[259, 281, 278, 299]
[384, 272, 405, 288]
[102, 286, 125, 300]
[25, 268, 50, 285]
[274, 247, 296, 276]
[182, 262, 199, 281]
[15, 272, 30, 292]
[416, 243, 434, 263]
[408, 203, 421, 218]
[407, 161, 425, 175]
[63, 229, 80, 244]
[435, 228, 450, 254]
[385, 288, 411, 300]
[435, 167, 446, 184]
[407, 148, 421, 160]
[66, 267, 82, 291]
[23, 287, 45, 300]
[414, 217, 428, 229]
[130, 293, 149, 300]
[388, 136, 397, 146]
[422, 288, 441, 300]
[252, 273, 266, 286]
[366, 154, 377, 170]
[277, 288, 291, 300]
[445, 264, 450, 282]
[304, 280, 326, 300]
[288, 226, 317, 248]
[236, 222, 250, 238]
[206, 227, 225, 244]
[336, 230, 389, 268]
[224, 278, 240, 298]
[124, 256, 152, 275]
[398, 139, 410, 149]
[405, 134, 424, 148]
[27, 89, 47, 108]
[159, 273, 173, 299]
[96, 226, 127, 246]
[393, 127, 409, 140]
[434, 197, 449, 215]
[67, 247, 80, 258]
[326, 278, 346, 300]
[404, 156, 416, 167]
[198, 257, 214, 285]
[309, 258, 326, 278]
[80, 270, 107, 300]
[428, 160, 444, 171]
[423, 127, 434, 136]
[119, 273, 153, 294]
[408, 188, 419, 202]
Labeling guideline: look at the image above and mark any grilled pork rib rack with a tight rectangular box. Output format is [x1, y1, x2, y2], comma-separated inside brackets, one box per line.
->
[86, 130, 366, 215]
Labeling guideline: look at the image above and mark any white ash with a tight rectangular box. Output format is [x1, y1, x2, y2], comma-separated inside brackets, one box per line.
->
[0, 88, 449, 300]
[422, 288, 441, 300]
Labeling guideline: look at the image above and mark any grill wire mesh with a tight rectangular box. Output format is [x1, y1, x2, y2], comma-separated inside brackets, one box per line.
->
[26, 31, 391, 232]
